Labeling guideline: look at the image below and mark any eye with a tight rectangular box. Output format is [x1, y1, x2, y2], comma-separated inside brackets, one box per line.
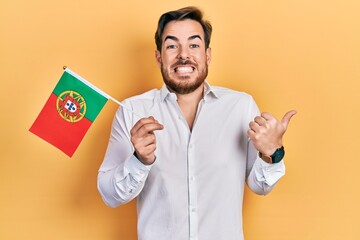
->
[166, 45, 177, 49]
[190, 44, 200, 48]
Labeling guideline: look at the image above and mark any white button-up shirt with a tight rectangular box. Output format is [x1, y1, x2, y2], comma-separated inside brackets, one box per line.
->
[98, 82, 285, 240]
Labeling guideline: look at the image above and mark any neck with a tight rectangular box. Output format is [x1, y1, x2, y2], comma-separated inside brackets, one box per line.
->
[174, 83, 205, 130]
[175, 83, 204, 105]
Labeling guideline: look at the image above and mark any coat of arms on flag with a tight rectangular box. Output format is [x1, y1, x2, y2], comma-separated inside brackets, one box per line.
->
[57, 90, 86, 122]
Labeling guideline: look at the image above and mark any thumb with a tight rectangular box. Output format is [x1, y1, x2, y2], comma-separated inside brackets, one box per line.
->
[281, 110, 297, 128]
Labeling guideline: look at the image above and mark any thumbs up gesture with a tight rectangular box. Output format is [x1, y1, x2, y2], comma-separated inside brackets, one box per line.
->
[247, 110, 297, 156]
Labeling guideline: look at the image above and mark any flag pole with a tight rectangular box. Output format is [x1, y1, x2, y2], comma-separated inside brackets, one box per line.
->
[63, 66, 143, 118]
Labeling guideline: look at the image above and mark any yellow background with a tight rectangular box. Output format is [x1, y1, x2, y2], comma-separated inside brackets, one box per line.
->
[1, 0, 359, 239]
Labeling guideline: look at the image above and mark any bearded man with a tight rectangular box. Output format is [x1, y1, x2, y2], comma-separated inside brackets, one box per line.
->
[98, 6, 296, 240]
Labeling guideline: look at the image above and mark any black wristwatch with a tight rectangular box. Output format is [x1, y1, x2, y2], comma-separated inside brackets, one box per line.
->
[259, 146, 285, 164]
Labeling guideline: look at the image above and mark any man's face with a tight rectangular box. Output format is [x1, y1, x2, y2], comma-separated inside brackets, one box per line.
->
[155, 19, 211, 94]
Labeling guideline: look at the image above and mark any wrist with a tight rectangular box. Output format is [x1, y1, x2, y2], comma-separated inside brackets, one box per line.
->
[259, 146, 285, 164]
[134, 151, 156, 165]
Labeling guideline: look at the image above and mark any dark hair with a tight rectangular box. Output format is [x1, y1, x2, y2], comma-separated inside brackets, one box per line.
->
[155, 6, 212, 52]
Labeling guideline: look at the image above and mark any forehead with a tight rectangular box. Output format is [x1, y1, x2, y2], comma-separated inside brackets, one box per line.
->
[162, 19, 205, 41]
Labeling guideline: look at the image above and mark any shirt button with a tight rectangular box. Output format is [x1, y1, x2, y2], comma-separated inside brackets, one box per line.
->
[191, 207, 196, 212]
[190, 176, 195, 181]
[189, 144, 193, 148]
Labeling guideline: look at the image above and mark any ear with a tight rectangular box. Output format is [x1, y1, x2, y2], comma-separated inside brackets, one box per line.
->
[206, 47, 212, 65]
[155, 50, 162, 67]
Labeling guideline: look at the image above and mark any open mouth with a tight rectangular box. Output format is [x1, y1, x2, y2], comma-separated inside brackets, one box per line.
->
[174, 66, 195, 74]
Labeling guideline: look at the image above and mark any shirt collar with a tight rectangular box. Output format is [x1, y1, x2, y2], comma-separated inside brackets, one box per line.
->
[160, 81, 219, 102]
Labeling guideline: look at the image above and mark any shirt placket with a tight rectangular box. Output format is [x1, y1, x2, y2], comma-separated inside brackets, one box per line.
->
[187, 100, 204, 240]
[169, 94, 202, 240]
[187, 138, 198, 240]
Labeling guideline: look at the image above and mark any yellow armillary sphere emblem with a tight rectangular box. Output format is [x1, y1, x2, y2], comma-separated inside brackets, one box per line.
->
[56, 90, 87, 123]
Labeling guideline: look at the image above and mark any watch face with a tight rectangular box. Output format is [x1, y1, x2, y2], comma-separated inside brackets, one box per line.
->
[271, 147, 285, 163]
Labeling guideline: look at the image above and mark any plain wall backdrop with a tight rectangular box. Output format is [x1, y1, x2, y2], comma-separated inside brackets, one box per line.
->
[0, 0, 359, 239]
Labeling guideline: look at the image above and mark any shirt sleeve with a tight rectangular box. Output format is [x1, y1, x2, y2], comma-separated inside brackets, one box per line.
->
[246, 140, 285, 195]
[245, 97, 286, 195]
[97, 104, 152, 208]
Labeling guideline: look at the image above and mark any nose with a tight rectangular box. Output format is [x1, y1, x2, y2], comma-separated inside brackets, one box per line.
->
[177, 46, 190, 60]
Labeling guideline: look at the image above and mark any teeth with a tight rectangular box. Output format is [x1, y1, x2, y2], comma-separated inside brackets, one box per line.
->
[176, 66, 193, 73]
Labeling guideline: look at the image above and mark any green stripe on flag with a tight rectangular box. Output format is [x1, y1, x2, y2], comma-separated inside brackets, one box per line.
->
[53, 71, 108, 122]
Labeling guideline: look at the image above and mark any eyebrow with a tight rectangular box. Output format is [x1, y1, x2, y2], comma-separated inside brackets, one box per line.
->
[188, 35, 202, 41]
[164, 35, 178, 42]
[164, 34, 202, 42]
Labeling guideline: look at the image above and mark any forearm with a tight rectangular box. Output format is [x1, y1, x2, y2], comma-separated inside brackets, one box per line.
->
[97, 154, 152, 207]
[246, 157, 285, 195]
[245, 137, 285, 195]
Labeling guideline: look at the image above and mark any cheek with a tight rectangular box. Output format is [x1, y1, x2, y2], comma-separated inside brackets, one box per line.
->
[195, 55, 208, 66]
[161, 55, 176, 67]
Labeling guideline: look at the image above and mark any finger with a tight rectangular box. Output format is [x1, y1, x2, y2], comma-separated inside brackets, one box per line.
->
[249, 121, 261, 132]
[139, 133, 157, 147]
[132, 115, 163, 137]
[281, 110, 297, 128]
[132, 133, 156, 153]
[254, 116, 266, 126]
[131, 130, 156, 143]
[142, 143, 157, 154]
[260, 112, 275, 121]
[135, 143, 157, 163]
[136, 122, 164, 137]
[247, 129, 255, 138]
[131, 116, 161, 135]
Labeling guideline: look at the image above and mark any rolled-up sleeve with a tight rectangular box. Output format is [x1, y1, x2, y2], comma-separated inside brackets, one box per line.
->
[246, 154, 285, 195]
[97, 104, 152, 207]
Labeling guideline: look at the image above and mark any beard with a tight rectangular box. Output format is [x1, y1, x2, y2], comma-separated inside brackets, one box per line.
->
[160, 59, 208, 95]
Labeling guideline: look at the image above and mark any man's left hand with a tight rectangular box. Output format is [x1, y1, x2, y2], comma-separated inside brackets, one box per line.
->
[247, 110, 297, 156]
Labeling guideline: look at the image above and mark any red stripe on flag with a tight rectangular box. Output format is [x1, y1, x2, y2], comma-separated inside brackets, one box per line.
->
[29, 93, 93, 157]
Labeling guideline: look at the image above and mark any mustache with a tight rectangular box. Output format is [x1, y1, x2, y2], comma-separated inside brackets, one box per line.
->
[171, 59, 197, 68]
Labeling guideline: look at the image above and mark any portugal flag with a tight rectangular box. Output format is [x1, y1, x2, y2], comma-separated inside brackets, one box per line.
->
[30, 68, 109, 157]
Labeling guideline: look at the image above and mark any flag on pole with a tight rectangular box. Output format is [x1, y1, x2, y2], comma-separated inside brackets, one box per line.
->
[29, 68, 109, 157]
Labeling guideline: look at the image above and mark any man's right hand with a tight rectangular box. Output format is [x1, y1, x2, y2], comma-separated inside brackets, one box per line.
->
[130, 116, 164, 165]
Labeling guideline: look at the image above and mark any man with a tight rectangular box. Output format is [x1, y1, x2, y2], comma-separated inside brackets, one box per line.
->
[98, 6, 296, 240]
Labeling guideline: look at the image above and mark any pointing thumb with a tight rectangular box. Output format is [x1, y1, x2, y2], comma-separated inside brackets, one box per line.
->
[281, 110, 297, 128]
